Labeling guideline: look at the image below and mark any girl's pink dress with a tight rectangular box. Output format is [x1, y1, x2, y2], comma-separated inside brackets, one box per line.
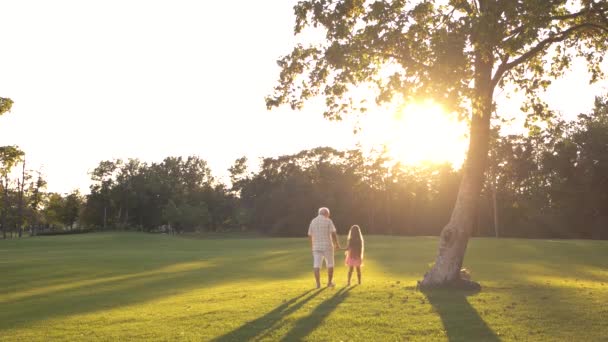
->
[345, 248, 363, 267]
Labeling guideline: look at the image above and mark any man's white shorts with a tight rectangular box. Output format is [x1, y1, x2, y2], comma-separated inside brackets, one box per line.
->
[312, 248, 334, 268]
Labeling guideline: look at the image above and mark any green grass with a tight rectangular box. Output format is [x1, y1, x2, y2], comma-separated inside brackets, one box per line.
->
[1, 232, 607, 341]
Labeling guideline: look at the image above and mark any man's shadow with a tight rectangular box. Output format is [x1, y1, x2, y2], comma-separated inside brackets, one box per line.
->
[423, 289, 500, 342]
[280, 286, 353, 341]
[212, 288, 324, 342]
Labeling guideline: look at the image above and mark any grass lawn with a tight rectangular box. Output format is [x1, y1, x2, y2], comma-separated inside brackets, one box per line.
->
[1, 232, 607, 341]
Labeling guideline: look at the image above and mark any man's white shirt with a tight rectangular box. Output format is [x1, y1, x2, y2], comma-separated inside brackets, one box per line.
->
[308, 215, 336, 251]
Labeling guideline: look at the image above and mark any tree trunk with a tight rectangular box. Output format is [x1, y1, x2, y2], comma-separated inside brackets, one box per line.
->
[17, 160, 25, 238]
[419, 47, 493, 290]
[385, 181, 392, 234]
[1, 175, 8, 239]
[492, 184, 499, 238]
[125, 197, 129, 228]
[103, 206, 107, 230]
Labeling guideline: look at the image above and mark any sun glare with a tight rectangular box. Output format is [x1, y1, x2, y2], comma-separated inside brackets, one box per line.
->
[360, 101, 469, 167]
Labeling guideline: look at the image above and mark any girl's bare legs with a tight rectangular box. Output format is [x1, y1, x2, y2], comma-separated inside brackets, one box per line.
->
[356, 267, 361, 284]
[347, 267, 354, 286]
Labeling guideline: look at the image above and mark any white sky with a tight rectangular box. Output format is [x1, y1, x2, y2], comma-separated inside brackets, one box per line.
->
[0, 1, 606, 194]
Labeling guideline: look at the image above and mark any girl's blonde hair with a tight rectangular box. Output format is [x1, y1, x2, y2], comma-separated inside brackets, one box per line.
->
[347, 225, 364, 260]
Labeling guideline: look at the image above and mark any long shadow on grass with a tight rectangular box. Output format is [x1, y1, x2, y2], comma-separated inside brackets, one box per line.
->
[0, 250, 311, 333]
[424, 290, 500, 342]
[212, 288, 324, 342]
[279, 286, 353, 341]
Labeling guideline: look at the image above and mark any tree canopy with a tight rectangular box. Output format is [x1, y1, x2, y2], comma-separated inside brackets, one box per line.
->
[267, 0, 607, 121]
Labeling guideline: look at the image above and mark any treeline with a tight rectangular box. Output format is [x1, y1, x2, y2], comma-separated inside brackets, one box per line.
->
[76, 148, 460, 236]
[0, 146, 82, 238]
[485, 96, 608, 239]
[2, 97, 608, 239]
[231, 149, 460, 236]
[77, 95, 608, 238]
[82, 156, 234, 232]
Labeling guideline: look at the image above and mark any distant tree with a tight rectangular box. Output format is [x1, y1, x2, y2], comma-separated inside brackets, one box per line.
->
[28, 172, 47, 235]
[62, 191, 83, 229]
[41, 191, 82, 230]
[161, 200, 210, 233]
[229, 156, 250, 197]
[0, 146, 24, 239]
[83, 155, 230, 232]
[91, 160, 120, 229]
[114, 159, 141, 228]
[268, 0, 608, 289]
[43, 193, 64, 228]
[539, 96, 608, 238]
[16, 159, 27, 237]
[161, 199, 180, 234]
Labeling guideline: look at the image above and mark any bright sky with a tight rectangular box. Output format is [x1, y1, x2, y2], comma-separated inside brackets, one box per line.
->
[0, 1, 606, 194]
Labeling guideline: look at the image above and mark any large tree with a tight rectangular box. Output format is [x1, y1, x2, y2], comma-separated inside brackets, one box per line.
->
[267, 0, 608, 288]
[90, 160, 120, 229]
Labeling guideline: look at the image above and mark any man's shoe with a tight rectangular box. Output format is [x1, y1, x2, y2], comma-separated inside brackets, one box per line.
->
[327, 282, 336, 288]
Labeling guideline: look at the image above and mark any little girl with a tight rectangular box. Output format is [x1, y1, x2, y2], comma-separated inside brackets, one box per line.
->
[344, 225, 364, 285]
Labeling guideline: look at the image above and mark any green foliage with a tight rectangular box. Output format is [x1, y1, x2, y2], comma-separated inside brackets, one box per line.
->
[43, 191, 83, 229]
[28, 172, 46, 212]
[162, 200, 211, 232]
[0, 97, 13, 116]
[0, 146, 24, 176]
[485, 94, 608, 238]
[237, 147, 460, 236]
[228, 156, 250, 196]
[43, 193, 64, 226]
[268, 0, 608, 123]
[83, 156, 232, 232]
[62, 191, 83, 228]
[0, 233, 607, 340]
[0, 146, 26, 238]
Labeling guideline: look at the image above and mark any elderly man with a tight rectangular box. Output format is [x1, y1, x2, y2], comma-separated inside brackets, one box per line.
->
[308, 207, 341, 288]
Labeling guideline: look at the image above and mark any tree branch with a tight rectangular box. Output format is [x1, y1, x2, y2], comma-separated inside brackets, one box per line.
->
[549, 8, 591, 21]
[502, 8, 594, 44]
[599, 9, 608, 26]
[586, 22, 608, 33]
[502, 24, 526, 43]
[491, 23, 606, 89]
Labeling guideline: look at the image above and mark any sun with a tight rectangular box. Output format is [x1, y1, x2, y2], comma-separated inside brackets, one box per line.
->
[359, 101, 469, 167]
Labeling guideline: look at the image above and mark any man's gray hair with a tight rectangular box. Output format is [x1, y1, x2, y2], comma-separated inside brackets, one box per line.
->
[318, 207, 330, 216]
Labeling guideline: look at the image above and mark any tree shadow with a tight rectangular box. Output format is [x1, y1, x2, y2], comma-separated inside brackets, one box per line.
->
[212, 288, 324, 342]
[0, 248, 312, 333]
[280, 285, 353, 341]
[423, 289, 500, 342]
